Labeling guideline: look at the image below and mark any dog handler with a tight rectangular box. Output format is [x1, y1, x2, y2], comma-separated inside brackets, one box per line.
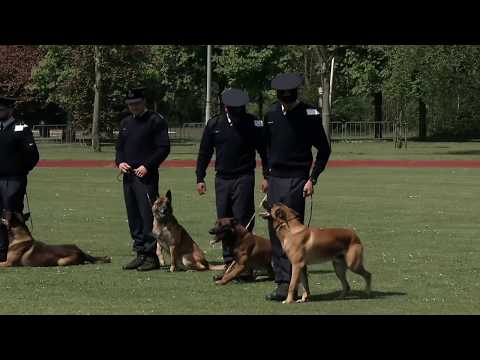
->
[116, 87, 171, 272]
[196, 88, 269, 282]
[0, 95, 39, 262]
[263, 74, 331, 302]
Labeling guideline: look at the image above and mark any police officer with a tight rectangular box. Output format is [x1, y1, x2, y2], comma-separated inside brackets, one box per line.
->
[116, 87, 171, 272]
[0, 96, 39, 261]
[196, 88, 269, 281]
[263, 74, 331, 301]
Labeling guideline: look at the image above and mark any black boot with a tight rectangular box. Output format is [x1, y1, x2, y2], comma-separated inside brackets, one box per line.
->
[123, 254, 146, 270]
[137, 254, 160, 272]
[234, 268, 256, 283]
[265, 283, 297, 302]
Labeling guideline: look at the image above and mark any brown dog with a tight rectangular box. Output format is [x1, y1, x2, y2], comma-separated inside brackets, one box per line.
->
[152, 190, 224, 272]
[209, 218, 274, 285]
[261, 202, 372, 304]
[0, 211, 111, 267]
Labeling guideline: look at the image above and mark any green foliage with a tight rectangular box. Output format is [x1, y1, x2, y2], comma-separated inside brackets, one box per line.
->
[24, 44, 480, 138]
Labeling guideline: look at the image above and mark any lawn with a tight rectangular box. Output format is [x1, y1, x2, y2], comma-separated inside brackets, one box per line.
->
[36, 140, 480, 161]
[1, 164, 479, 314]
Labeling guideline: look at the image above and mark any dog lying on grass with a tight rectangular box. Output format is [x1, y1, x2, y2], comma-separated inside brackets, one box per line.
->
[209, 218, 274, 285]
[0, 211, 111, 267]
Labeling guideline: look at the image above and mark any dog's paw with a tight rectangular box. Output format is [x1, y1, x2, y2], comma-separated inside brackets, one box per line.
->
[169, 266, 176, 273]
[297, 297, 310, 304]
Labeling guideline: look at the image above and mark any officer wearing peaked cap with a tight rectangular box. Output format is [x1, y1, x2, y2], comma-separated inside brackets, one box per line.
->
[196, 88, 269, 283]
[116, 87, 171, 272]
[0, 96, 40, 262]
[263, 74, 331, 302]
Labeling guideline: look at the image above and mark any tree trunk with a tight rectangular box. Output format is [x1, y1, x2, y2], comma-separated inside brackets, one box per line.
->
[321, 72, 331, 144]
[92, 45, 102, 152]
[63, 112, 75, 143]
[374, 92, 383, 139]
[419, 98, 427, 140]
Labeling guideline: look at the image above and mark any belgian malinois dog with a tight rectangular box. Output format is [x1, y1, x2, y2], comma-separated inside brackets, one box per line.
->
[152, 190, 224, 272]
[0, 211, 111, 267]
[261, 202, 372, 304]
[209, 218, 274, 285]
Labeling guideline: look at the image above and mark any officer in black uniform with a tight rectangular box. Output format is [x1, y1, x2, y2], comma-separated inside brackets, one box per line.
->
[0, 96, 40, 261]
[196, 88, 269, 281]
[263, 74, 331, 301]
[116, 87, 171, 272]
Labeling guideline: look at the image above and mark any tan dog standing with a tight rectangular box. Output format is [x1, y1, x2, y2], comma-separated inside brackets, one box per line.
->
[0, 211, 111, 267]
[261, 203, 372, 304]
[152, 190, 224, 272]
[209, 218, 274, 285]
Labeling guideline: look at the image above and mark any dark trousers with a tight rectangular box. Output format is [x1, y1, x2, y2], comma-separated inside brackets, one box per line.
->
[267, 176, 307, 284]
[215, 173, 255, 264]
[0, 176, 27, 255]
[123, 172, 159, 256]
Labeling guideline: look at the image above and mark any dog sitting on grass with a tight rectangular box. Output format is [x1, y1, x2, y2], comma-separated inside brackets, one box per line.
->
[152, 190, 224, 272]
[0, 211, 111, 267]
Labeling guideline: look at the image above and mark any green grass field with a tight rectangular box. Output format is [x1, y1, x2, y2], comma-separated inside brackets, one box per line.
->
[36, 140, 480, 161]
[1, 159, 479, 314]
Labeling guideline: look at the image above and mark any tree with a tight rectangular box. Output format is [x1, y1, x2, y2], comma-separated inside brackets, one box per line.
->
[338, 45, 388, 138]
[0, 45, 43, 97]
[92, 46, 102, 152]
[213, 45, 290, 118]
[30, 45, 151, 149]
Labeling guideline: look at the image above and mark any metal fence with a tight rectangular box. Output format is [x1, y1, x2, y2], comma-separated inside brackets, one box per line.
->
[330, 121, 416, 141]
[33, 121, 416, 144]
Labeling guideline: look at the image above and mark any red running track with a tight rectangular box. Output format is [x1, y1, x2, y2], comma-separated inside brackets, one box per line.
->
[37, 160, 480, 168]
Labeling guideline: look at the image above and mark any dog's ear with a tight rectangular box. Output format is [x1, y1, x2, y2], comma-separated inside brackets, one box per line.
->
[166, 190, 172, 203]
[274, 208, 287, 221]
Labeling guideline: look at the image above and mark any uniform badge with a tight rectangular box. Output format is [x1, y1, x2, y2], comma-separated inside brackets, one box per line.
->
[14, 125, 27, 132]
[254, 120, 263, 128]
[307, 109, 320, 116]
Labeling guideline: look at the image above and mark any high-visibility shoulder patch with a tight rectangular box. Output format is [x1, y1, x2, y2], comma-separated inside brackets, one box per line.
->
[254, 120, 263, 127]
[307, 109, 320, 116]
[14, 124, 28, 132]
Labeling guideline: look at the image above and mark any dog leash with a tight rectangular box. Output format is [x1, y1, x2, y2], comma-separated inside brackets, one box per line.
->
[306, 194, 313, 227]
[24, 191, 34, 233]
[244, 194, 268, 232]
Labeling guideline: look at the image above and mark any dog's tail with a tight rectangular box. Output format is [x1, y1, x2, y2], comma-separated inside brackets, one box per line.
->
[82, 252, 112, 264]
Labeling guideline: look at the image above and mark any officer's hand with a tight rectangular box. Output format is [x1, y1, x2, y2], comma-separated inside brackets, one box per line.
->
[119, 163, 131, 174]
[134, 166, 148, 178]
[261, 179, 269, 194]
[303, 180, 314, 198]
[197, 182, 207, 195]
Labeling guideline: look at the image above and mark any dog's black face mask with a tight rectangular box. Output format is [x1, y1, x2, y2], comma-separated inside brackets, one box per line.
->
[209, 219, 238, 243]
[153, 191, 173, 221]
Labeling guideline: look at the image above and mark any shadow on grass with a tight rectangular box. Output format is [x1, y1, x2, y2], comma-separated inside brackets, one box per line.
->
[308, 270, 335, 275]
[309, 290, 407, 303]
